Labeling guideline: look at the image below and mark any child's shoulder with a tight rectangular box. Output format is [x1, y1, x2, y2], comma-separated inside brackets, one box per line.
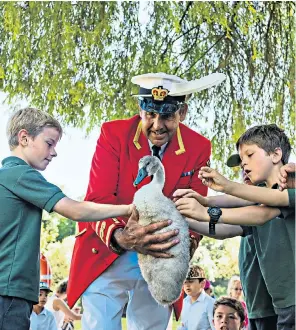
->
[1, 156, 43, 182]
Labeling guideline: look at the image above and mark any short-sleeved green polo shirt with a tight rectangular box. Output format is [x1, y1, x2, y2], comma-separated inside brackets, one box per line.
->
[279, 189, 295, 259]
[287, 189, 295, 208]
[0, 156, 66, 303]
[242, 188, 295, 310]
[239, 234, 276, 319]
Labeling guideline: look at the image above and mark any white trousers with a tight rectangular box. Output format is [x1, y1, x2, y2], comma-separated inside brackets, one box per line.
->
[81, 251, 172, 330]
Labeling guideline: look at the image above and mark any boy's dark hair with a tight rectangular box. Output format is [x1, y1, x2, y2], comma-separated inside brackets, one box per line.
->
[56, 279, 68, 294]
[236, 124, 291, 165]
[213, 297, 245, 323]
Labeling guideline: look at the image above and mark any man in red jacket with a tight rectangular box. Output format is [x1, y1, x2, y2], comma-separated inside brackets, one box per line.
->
[68, 72, 225, 329]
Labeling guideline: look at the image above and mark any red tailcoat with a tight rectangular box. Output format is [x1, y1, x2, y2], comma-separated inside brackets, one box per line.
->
[67, 115, 211, 320]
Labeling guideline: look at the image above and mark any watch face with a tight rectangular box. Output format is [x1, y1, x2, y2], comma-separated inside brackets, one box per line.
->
[209, 207, 222, 217]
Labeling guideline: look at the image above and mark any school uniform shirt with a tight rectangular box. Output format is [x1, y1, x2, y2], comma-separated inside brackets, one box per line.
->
[0, 156, 65, 303]
[241, 187, 295, 310]
[179, 291, 215, 330]
[30, 307, 57, 330]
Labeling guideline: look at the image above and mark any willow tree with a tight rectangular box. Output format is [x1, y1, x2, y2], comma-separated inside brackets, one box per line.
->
[0, 1, 294, 163]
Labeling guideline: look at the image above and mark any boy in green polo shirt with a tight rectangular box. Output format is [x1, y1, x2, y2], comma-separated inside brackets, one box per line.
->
[0, 108, 137, 330]
[175, 124, 295, 330]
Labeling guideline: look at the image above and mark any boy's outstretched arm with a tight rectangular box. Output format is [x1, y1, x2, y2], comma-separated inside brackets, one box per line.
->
[175, 198, 281, 226]
[53, 197, 133, 221]
[173, 189, 254, 208]
[199, 166, 289, 207]
[186, 218, 243, 239]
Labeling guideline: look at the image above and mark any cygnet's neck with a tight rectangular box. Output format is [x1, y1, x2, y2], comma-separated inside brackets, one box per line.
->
[151, 164, 165, 190]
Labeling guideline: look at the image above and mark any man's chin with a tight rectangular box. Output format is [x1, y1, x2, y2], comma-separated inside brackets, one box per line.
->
[149, 137, 168, 147]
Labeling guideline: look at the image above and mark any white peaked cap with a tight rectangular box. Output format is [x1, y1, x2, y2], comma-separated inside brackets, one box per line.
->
[131, 72, 226, 97]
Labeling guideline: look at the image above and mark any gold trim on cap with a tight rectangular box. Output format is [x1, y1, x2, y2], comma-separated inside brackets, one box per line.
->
[133, 121, 142, 150]
[175, 126, 186, 155]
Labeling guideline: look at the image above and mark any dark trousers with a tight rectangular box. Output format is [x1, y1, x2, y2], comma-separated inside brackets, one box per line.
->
[0, 295, 33, 330]
[249, 315, 278, 330]
[275, 305, 295, 330]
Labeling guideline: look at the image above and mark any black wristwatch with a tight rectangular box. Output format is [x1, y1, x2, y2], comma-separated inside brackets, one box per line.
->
[207, 207, 222, 235]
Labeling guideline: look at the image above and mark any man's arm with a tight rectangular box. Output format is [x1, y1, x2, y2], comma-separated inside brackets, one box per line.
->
[175, 197, 281, 226]
[199, 167, 289, 207]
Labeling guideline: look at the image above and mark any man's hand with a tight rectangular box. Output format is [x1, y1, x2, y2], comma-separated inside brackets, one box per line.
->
[114, 207, 180, 258]
[198, 167, 231, 193]
[278, 163, 295, 191]
[175, 198, 209, 222]
[173, 189, 209, 206]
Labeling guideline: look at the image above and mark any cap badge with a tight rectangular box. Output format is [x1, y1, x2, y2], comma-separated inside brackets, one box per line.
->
[151, 86, 169, 101]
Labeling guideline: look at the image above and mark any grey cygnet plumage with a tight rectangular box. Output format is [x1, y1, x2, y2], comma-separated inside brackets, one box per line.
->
[133, 155, 190, 306]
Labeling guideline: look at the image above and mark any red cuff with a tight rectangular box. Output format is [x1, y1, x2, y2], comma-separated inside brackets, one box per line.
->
[95, 218, 125, 248]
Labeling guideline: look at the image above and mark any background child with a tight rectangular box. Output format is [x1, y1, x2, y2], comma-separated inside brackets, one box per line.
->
[30, 282, 57, 330]
[46, 279, 81, 330]
[227, 276, 248, 329]
[178, 265, 215, 330]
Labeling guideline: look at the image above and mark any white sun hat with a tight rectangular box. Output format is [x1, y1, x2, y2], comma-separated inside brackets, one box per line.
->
[131, 72, 226, 101]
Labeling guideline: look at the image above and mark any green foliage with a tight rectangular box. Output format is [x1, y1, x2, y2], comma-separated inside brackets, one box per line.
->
[0, 1, 294, 162]
[40, 211, 59, 252]
[44, 235, 76, 289]
[191, 236, 241, 290]
[214, 285, 227, 298]
[57, 217, 76, 242]
[41, 211, 76, 288]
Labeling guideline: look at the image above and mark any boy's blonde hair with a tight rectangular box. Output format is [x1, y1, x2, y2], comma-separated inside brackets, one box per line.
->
[6, 108, 63, 150]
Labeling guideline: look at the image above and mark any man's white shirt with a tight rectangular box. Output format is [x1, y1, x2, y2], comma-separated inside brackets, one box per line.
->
[148, 140, 168, 160]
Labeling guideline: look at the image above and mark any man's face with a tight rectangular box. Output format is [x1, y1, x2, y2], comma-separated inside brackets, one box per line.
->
[213, 305, 243, 330]
[183, 278, 205, 299]
[139, 106, 187, 147]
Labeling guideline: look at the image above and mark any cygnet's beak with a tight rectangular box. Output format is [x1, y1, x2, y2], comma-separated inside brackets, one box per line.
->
[134, 167, 148, 186]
